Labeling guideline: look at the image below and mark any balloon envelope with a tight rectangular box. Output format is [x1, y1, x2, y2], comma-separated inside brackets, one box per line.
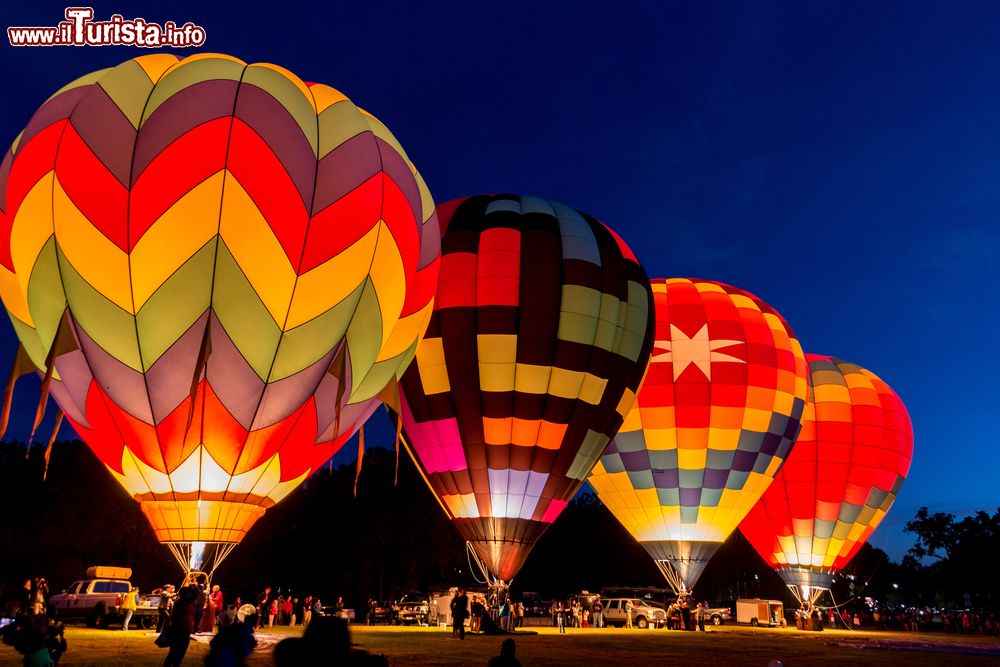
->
[398, 194, 654, 581]
[588, 278, 809, 593]
[738, 355, 913, 601]
[0, 54, 440, 563]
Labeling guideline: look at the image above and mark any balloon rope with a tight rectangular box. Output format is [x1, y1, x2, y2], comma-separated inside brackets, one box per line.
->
[208, 543, 237, 577]
[166, 543, 188, 573]
[827, 590, 856, 631]
[466, 542, 491, 585]
[398, 432, 451, 518]
[654, 560, 686, 596]
[42, 411, 64, 481]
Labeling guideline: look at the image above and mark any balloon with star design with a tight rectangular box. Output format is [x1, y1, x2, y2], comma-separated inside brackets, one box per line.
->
[588, 278, 809, 594]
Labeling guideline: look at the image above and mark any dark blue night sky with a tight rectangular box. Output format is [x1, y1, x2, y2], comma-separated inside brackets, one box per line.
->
[2, 2, 998, 559]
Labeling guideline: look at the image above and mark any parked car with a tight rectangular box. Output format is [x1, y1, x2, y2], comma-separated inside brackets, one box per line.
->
[366, 600, 394, 624]
[48, 566, 158, 629]
[520, 592, 550, 617]
[704, 604, 733, 625]
[600, 598, 666, 629]
[393, 594, 430, 625]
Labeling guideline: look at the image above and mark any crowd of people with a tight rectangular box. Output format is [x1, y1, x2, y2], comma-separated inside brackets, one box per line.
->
[813, 604, 1000, 635]
[151, 581, 351, 665]
[8, 571, 1000, 667]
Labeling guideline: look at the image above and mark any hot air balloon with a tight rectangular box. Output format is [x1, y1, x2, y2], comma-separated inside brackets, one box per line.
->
[395, 194, 654, 586]
[0, 53, 440, 574]
[588, 278, 809, 595]
[738, 355, 913, 604]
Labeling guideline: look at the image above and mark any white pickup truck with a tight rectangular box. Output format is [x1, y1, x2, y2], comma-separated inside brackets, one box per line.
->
[48, 566, 159, 629]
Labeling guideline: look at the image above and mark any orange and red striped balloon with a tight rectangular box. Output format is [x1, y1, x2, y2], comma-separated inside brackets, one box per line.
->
[739, 355, 913, 601]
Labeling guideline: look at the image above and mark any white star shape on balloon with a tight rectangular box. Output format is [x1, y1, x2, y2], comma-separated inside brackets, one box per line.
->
[652, 324, 745, 381]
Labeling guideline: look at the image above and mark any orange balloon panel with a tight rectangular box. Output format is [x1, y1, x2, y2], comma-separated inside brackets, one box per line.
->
[739, 355, 913, 578]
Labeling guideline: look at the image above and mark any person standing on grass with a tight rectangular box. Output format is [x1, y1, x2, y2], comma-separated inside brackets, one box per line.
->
[157, 585, 176, 633]
[471, 595, 485, 633]
[450, 589, 469, 639]
[556, 601, 566, 634]
[211, 586, 224, 630]
[498, 597, 511, 631]
[268, 597, 278, 628]
[120, 586, 139, 631]
[191, 583, 208, 635]
[302, 596, 313, 627]
[591, 599, 603, 629]
[162, 586, 197, 667]
[255, 587, 270, 630]
[625, 600, 634, 629]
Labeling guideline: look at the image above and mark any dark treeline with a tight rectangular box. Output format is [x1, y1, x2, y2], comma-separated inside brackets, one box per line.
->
[0, 441, 994, 613]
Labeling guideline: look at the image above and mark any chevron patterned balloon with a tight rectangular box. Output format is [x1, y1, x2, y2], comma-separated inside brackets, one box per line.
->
[0, 53, 440, 566]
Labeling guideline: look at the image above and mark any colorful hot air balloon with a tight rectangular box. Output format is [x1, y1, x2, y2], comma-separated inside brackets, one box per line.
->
[588, 278, 809, 594]
[738, 355, 913, 603]
[396, 194, 654, 583]
[0, 53, 440, 572]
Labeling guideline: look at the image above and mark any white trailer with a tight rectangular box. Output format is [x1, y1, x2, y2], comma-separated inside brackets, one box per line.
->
[735, 598, 784, 626]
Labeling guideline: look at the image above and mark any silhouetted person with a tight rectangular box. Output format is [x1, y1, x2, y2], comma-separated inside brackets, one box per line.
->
[205, 604, 257, 667]
[273, 616, 386, 666]
[450, 589, 469, 639]
[192, 583, 208, 635]
[1, 612, 66, 666]
[488, 638, 522, 667]
[162, 585, 197, 667]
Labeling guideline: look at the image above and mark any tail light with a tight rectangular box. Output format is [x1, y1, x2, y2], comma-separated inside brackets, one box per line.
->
[115, 594, 123, 605]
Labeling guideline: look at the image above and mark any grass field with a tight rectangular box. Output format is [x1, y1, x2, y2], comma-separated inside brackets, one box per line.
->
[1, 624, 999, 666]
